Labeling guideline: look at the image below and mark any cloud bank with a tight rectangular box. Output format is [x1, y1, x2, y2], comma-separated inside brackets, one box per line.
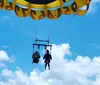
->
[0, 43, 100, 85]
[0, 50, 15, 68]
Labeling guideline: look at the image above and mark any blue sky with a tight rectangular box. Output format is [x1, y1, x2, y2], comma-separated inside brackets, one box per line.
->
[0, 0, 100, 85]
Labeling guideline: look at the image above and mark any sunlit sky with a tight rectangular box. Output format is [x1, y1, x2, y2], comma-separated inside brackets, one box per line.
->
[0, 0, 100, 85]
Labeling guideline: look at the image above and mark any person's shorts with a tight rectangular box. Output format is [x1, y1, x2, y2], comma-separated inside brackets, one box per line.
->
[45, 60, 50, 63]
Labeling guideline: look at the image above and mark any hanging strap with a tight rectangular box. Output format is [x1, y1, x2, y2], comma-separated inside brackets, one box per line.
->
[38, 45, 40, 49]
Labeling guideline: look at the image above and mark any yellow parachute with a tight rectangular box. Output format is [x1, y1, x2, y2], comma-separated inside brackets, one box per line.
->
[0, 0, 91, 20]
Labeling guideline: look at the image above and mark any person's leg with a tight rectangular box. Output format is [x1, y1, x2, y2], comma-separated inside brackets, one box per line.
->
[45, 63, 47, 70]
[48, 63, 50, 70]
[32, 58, 35, 63]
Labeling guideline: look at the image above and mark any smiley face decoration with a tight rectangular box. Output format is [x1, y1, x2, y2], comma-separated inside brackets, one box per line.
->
[0, 0, 91, 20]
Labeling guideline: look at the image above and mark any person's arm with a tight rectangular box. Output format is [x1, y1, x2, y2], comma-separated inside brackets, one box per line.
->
[38, 55, 40, 58]
[50, 55, 52, 60]
[43, 54, 45, 59]
[37, 53, 40, 58]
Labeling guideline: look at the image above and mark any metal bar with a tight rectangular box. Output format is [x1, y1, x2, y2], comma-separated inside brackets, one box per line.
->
[33, 43, 52, 47]
[35, 39, 50, 43]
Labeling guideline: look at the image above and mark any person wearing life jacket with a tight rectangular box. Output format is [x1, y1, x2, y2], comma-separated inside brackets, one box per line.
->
[32, 51, 40, 64]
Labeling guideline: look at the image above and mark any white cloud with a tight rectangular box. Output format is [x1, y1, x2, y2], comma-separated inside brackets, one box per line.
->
[0, 50, 10, 61]
[0, 62, 6, 68]
[0, 43, 100, 85]
[1, 68, 15, 78]
[9, 55, 16, 63]
[0, 50, 15, 68]
[0, 50, 15, 62]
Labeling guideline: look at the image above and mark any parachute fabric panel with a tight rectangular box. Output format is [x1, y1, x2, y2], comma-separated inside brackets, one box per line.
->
[30, 10, 45, 20]
[0, 0, 13, 10]
[15, 5, 29, 17]
[0, 0, 6, 9]
[77, 0, 91, 15]
[47, 9, 61, 20]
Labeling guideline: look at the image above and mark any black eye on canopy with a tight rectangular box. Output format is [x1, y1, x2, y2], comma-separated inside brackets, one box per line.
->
[25, 0, 66, 4]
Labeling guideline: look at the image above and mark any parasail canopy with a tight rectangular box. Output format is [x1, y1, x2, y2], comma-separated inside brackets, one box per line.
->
[0, 0, 91, 20]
